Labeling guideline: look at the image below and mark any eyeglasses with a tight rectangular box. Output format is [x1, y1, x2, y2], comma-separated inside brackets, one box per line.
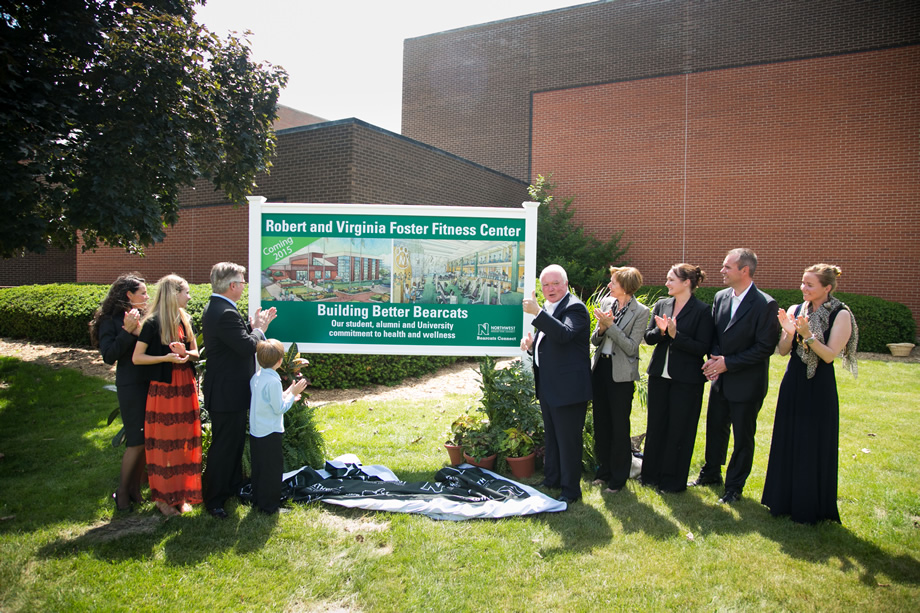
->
[541, 281, 564, 288]
[231, 279, 247, 286]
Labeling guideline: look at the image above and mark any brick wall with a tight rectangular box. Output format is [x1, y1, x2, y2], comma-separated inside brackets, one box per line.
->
[76, 120, 528, 284]
[531, 46, 920, 320]
[403, 0, 920, 181]
[0, 247, 75, 286]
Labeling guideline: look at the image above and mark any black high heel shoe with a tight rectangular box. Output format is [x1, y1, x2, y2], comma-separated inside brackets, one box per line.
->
[112, 491, 133, 512]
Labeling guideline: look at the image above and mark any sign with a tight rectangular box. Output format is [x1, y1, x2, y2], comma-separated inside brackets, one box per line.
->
[247, 199, 539, 356]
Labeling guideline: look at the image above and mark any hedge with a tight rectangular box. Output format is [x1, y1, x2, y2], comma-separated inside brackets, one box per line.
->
[0, 282, 914, 381]
[0, 283, 462, 389]
[639, 286, 916, 353]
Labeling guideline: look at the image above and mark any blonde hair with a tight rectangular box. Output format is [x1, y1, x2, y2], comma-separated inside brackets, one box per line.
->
[609, 266, 643, 296]
[142, 274, 192, 346]
[805, 263, 842, 294]
[256, 339, 285, 369]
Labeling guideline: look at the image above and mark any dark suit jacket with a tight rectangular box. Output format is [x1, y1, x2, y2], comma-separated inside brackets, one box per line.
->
[98, 313, 151, 385]
[202, 295, 263, 414]
[530, 293, 592, 408]
[644, 295, 714, 384]
[710, 284, 780, 402]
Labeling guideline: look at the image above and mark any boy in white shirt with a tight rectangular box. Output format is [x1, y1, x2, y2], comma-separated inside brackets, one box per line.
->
[249, 339, 308, 514]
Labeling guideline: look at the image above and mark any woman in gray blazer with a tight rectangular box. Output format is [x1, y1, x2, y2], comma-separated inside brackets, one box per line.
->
[590, 266, 650, 493]
[641, 264, 714, 493]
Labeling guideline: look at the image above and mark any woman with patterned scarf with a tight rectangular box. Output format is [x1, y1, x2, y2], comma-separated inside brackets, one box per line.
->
[761, 264, 858, 524]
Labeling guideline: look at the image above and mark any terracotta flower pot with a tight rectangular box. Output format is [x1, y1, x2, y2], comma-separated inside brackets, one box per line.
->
[445, 443, 464, 466]
[463, 452, 497, 470]
[505, 452, 536, 479]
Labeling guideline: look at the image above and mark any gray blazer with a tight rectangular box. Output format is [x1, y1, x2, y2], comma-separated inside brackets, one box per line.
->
[590, 295, 650, 383]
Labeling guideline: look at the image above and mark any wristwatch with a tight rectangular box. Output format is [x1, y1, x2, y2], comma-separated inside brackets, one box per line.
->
[803, 336, 816, 346]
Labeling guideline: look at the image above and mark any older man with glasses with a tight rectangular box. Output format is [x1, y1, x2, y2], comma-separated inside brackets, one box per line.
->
[201, 262, 276, 519]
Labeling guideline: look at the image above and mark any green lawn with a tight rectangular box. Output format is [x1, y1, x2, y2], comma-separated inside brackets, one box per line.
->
[1, 350, 918, 611]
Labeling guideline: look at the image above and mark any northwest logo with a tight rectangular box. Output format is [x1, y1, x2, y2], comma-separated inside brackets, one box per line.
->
[477, 323, 490, 336]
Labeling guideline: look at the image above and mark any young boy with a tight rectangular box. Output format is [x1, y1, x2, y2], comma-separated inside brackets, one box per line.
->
[249, 339, 308, 514]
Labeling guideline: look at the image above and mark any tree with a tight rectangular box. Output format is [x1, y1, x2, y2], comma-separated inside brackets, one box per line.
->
[0, 0, 288, 256]
[528, 173, 630, 297]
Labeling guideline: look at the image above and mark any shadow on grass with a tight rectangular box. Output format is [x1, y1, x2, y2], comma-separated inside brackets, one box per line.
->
[535, 500, 614, 558]
[35, 503, 278, 564]
[656, 486, 920, 587]
[600, 483, 686, 539]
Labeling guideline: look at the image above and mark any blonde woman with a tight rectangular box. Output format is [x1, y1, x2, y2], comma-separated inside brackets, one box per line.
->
[132, 275, 202, 517]
[761, 264, 858, 524]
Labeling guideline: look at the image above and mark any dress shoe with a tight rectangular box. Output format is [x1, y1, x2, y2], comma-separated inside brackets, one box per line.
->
[556, 495, 581, 504]
[688, 474, 723, 487]
[718, 490, 741, 504]
[112, 491, 132, 513]
[207, 506, 229, 519]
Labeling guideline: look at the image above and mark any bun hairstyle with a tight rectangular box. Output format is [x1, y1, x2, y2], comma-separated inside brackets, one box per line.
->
[671, 263, 706, 292]
[805, 263, 842, 294]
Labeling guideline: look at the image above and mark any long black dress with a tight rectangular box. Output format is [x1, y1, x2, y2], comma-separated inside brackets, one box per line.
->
[761, 306, 841, 524]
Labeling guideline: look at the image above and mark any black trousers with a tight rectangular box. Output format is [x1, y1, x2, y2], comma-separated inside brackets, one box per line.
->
[641, 376, 704, 491]
[250, 432, 284, 514]
[701, 386, 764, 493]
[203, 410, 247, 510]
[591, 365, 635, 490]
[541, 398, 588, 500]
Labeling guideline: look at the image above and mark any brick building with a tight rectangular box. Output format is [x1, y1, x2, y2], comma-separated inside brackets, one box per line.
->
[403, 0, 920, 322]
[72, 118, 528, 285]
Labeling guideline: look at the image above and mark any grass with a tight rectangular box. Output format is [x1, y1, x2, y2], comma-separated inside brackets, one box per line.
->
[1, 349, 919, 611]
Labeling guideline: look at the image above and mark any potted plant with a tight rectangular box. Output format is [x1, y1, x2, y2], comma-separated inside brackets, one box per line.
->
[463, 428, 498, 470]
[499, 427, 536, 479]
[444, 413, 478, 466]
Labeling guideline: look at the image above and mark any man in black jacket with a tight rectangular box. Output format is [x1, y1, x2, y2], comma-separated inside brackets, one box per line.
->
[521, 265, 592, 505]
[202, 262, 276, 518]
[694, 249, 779, 504]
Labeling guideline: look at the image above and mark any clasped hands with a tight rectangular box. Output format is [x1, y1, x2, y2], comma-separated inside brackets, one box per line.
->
[166, 341, 190, 363]
[702, 355, 726, 381]
[251, 306, 278, 332]
[593, 308, 614, 332]
[778, 308, 810, 339]
[654, 314, 677, 338]
[122, 308, 142, 335]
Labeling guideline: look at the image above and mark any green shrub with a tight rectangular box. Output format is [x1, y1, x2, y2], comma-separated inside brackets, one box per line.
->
[640, 286, 916, 353]
[0, 284, 109, 344]
[299, 353, 466, 390]
[0, 283, 239, 346]
[0, 283, 462, 389]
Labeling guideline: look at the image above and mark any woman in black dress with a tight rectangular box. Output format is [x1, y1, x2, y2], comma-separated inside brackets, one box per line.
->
[90, 273, 149, 512]
[641, 264, 714, 493]
[761, 264, 858, 524]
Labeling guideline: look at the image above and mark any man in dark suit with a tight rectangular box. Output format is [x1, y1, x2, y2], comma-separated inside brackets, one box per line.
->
[521, 265, 592, 504]
[202, 262, 276, 518]
[693, 249, 779, 504]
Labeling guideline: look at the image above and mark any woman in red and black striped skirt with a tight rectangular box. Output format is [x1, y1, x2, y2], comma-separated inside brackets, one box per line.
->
[133, 274, 202, 517]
